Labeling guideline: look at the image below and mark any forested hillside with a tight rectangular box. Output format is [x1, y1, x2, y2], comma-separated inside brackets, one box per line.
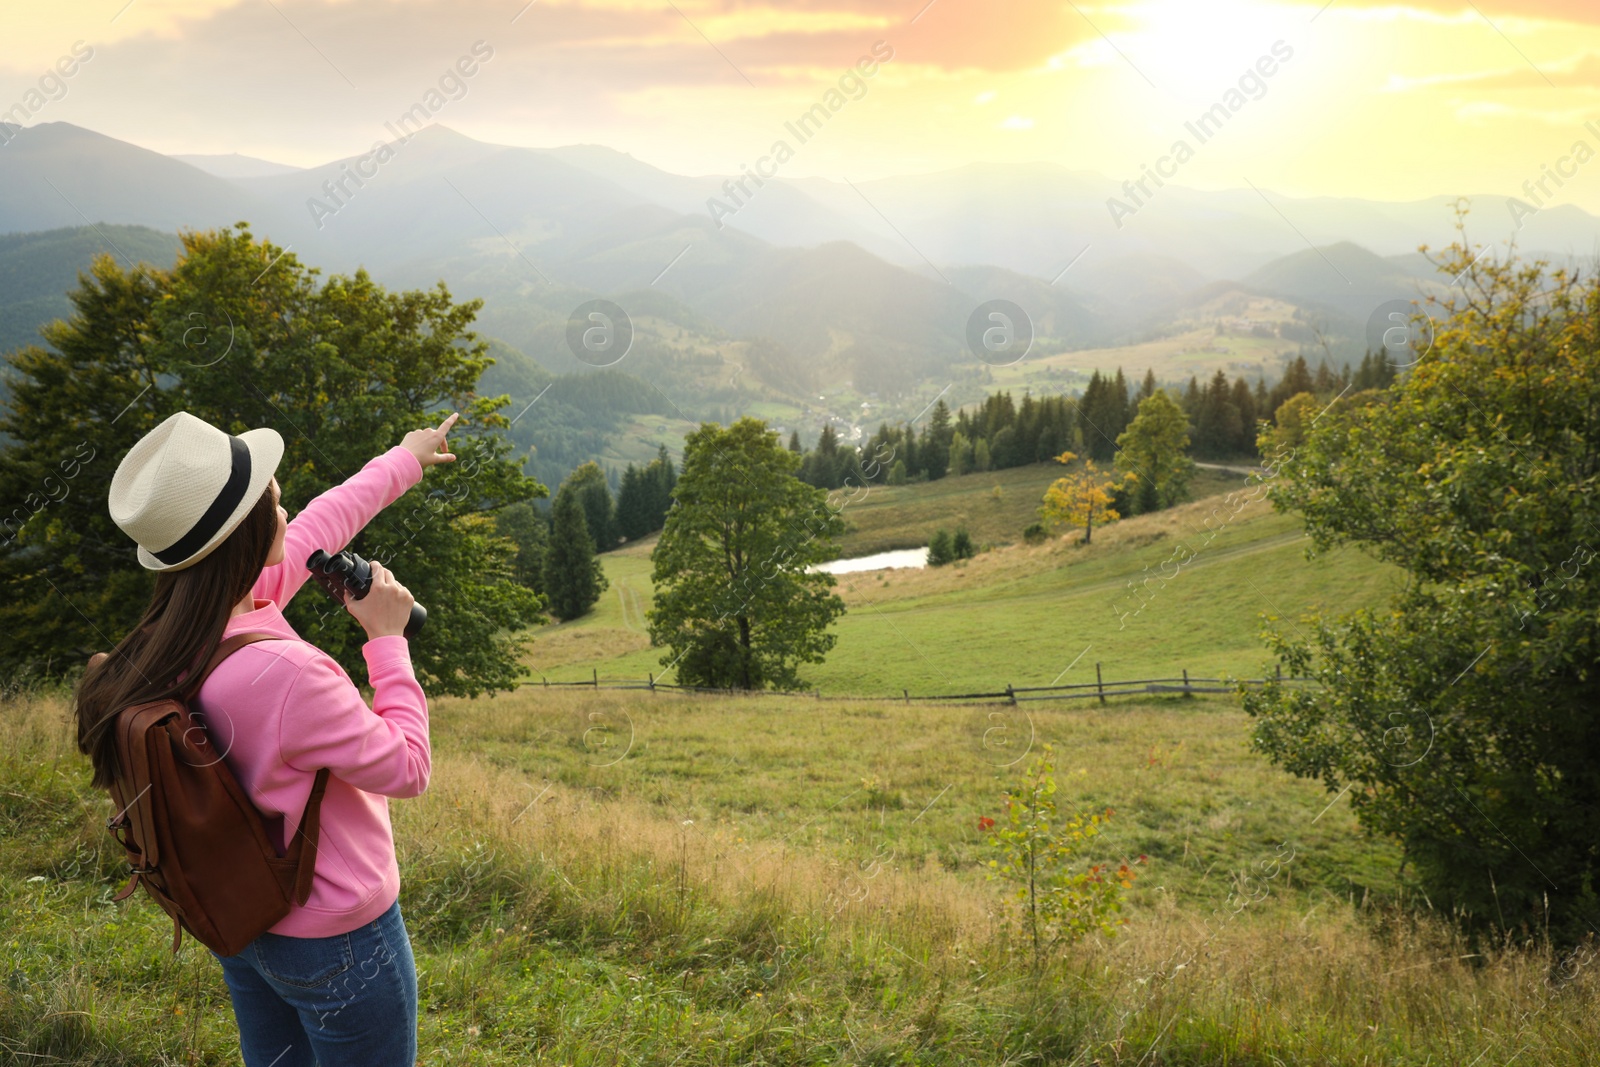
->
[0, 226, 181, 358]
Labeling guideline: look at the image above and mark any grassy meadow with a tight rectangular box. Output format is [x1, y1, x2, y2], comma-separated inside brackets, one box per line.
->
[6, 681, 1599, 1065]
[7, 468, 1596, 1065]
[828, 464, 1250, 557]
[524, 466, 1402, 693]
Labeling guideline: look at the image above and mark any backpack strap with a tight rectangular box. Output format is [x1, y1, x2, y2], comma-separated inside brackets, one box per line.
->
[182, 631, 284, 697]
[288, 768, 332, 906]
[186, 631, 334, 907]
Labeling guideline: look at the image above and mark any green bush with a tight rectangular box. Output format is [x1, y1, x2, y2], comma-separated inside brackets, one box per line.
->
[1243, 227, 1600, 946]
[981, 743, 1142, 964]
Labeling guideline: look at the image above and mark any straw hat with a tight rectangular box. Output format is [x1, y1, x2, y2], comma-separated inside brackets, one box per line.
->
[108, 411, 284, 572]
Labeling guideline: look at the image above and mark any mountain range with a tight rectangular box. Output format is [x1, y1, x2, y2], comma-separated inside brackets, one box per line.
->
[3, 119, 1593, 424]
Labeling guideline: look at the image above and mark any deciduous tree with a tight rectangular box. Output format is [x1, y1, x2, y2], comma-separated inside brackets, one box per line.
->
[1038, 452, 1122, 545]
[647, 418, 845, 690]
[1243, 220, 1600, 944]
[0, 224, 545, 696]
[1258, 391, 1320, 454]
[1114, 390, 1193, 512]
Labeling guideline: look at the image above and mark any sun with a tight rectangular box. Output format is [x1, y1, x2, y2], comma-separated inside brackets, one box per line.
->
[1120, 0, 1294, 101]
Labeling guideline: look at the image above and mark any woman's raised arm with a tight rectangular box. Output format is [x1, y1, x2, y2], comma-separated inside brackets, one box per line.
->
[252, 413, 459, 608]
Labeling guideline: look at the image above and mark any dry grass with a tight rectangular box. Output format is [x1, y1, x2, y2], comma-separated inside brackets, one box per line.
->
[828, 487, 1294, 609]
[824, 463, 1250, 558]
[6, 681, 1598, 1064]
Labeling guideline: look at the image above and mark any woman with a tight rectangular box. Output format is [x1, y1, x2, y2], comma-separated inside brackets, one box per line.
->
[74, 407, 461, 1067]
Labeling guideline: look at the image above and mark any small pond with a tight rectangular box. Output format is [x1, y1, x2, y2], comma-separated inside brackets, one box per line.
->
[809, 547, 929, 574]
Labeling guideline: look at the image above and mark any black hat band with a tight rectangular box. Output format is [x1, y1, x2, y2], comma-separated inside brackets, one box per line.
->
[151, 436, 253, 566]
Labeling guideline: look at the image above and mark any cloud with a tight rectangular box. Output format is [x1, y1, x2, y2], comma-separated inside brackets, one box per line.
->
[55, 0, 1093, 107]
[1384, 52, 1600, 92]
[23, 0, 755, 159]
[1465, 50, 1600, 89]
[1332, 0, 1600, 24]
[19, 0, 1099, 165]
[655, 0, 1096, 70]
[885, 0, 1097, 72]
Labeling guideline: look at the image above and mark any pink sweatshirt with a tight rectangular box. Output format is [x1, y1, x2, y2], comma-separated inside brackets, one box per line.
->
[193, 445, 431, 938]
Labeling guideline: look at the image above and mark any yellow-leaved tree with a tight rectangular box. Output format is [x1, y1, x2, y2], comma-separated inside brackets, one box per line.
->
[1038, 451, 1122, 545]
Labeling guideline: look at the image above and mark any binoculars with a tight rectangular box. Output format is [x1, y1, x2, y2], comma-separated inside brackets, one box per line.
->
[306, 549, 427, 638]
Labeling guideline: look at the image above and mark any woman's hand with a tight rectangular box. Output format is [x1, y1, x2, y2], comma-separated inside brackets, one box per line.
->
[345, 561, 416, 641]
[401, 412, 460, 470]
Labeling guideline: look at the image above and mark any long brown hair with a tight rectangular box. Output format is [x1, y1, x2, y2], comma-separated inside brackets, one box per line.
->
[74, 485, 278, 789]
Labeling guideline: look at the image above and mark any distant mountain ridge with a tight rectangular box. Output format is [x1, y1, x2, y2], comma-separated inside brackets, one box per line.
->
[172, 152, 303, 179]
[1, 120, 1587, 406]
[0, 123, 275, 237]
[1241, 241, 1450, 323]
[5, 121, 1594, 283]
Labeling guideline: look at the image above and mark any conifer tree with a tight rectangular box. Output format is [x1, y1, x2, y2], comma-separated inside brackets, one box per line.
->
[920, 400, 953, 479]
[615, 463, 649, 541]
[565, 460, 616, 552]
[1077, 372, 1113, 461]
[646, 444, 677, 523]
[494, 501, 549, 595]
[1269, 356, 1315, 414]
[544, 478, 608, 620]
[1231, 376, 1259, 456]
[1193, 369, 1243, 459]
[1312, 359, 1339, 396]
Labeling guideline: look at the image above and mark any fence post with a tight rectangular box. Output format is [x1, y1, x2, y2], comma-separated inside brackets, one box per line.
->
[1275, 663, 1282, 682]
[903, 688, 910, 705]
[1006, 684, 1017, 706]
[648, 672, 655, 692]
[593, 668, 599, 688]
[1182, 668, 1189, 696]
[1096, 662, 1106, 706]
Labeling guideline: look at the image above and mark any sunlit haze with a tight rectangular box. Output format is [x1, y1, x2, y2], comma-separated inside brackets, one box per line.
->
[3, 0, 1599, 207]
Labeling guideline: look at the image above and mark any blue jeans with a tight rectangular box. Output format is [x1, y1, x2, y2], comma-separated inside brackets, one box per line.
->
[212, 897, 418, 1067]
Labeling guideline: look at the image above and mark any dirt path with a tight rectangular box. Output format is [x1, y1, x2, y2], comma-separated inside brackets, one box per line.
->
[1194, 461, 1265, 477]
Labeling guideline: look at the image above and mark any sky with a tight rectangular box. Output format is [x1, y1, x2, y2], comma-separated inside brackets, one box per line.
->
[2, 0, 1599, 210]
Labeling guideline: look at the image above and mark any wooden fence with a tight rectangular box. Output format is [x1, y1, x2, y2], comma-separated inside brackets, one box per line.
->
[518, 664, 1301, 706]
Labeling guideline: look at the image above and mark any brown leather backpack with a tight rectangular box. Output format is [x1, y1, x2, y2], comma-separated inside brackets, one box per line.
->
[103, 632, 330, 957]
